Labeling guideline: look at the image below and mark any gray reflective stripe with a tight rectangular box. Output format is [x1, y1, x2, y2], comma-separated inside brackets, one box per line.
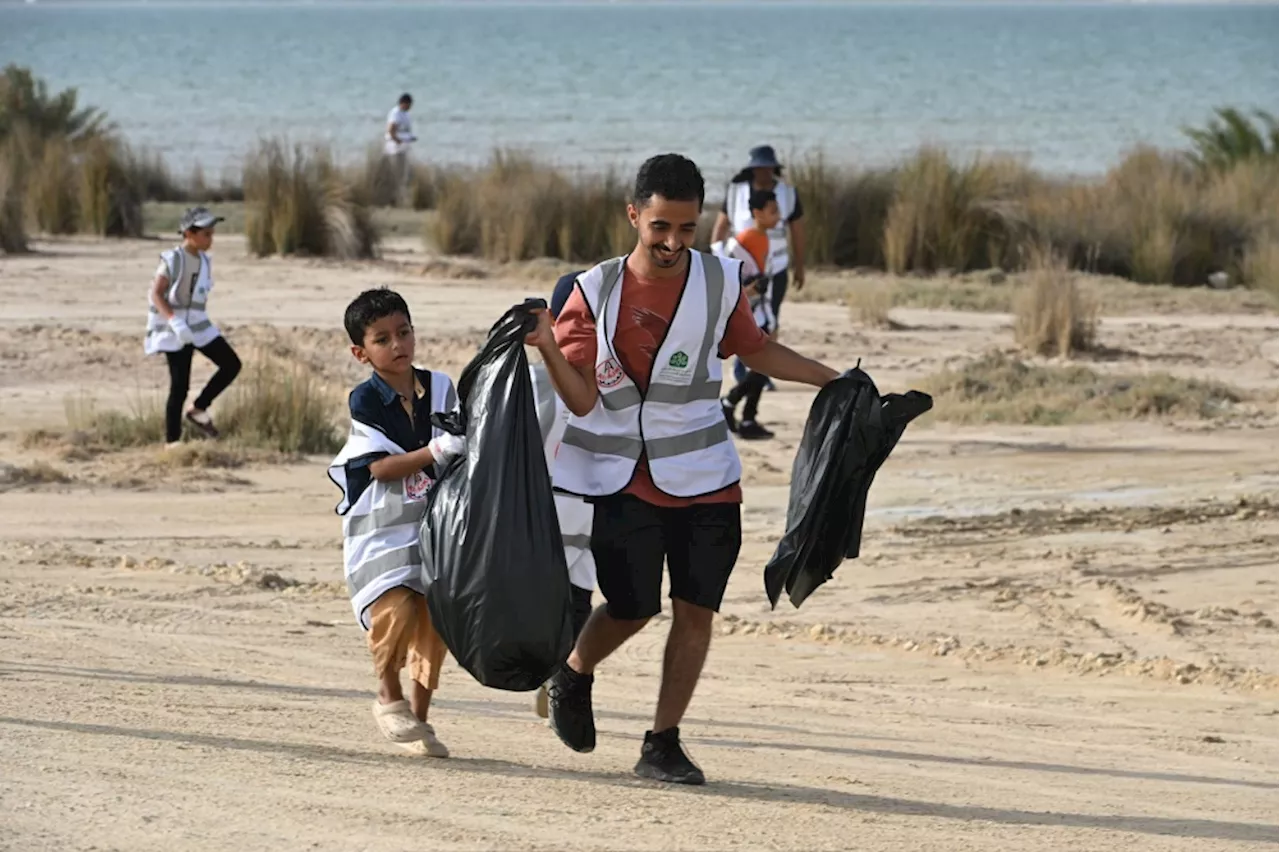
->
[595, 257, 625, 316]
[645, 380, 722, 405]
[346, 501, 426, 538]
[188, 301, 207, 312]
[561, 425, 642, 460]
[532, 365, 556, 445]
[345, 544, 422, 597]
[599, 385, 643, 411]
[646, 421, 731, 461]
[188, 320, 213, 333]
[562, 533, 591, 550]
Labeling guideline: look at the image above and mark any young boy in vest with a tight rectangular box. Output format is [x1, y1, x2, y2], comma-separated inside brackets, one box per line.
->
[525, 154, 838, 785]
[145, 207, 242, 447]
[714, 189, 780, 440]
[530, 270, 597, 719]
[327, 288, 465, 758]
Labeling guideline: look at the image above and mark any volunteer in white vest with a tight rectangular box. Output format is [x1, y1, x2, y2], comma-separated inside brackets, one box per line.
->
[711, 145, 806, 388]
[145, 207, 241, 447]
[384, 93, 417, 206]
[525, 153, 839, 785]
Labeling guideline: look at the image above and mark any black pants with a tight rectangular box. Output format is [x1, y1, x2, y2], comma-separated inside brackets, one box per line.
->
[769, 268, 788, 320]
[727, 369, 769, 422]
[163, 337, 242, 442]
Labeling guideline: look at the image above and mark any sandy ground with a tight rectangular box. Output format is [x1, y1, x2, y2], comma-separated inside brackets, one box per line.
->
[0, 236, 1276, 852]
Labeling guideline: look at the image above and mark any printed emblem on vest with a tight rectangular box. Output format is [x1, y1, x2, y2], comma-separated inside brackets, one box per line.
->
[596, 357, 625, 389]
[404, 470, 433, 502]
[656, 349, 695, 384]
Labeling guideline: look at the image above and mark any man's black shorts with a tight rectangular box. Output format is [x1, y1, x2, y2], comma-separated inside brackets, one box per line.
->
[590, 494, 742, 620]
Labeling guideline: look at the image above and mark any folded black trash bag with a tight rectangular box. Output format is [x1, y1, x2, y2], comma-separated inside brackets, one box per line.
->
[420, 299, 574, 691]
[764, 367, 932, 609]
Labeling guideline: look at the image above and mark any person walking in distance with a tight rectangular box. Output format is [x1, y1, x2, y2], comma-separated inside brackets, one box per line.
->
[525, 154, 839, 784]
[145, 207, 241, 447]
[384, 93, 417, 206]
[711, 145, 807, 388]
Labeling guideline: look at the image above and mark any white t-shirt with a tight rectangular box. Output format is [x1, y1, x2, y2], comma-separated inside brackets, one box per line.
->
[384, 106, 414, 155]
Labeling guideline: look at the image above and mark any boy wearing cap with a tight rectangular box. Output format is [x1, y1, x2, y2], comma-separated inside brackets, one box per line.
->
[145, 207, 241, 447]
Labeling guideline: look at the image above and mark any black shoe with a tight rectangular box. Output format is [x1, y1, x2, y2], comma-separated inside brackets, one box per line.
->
[738, 420, 774, 441]
[547, 663, 596, 753]
[720, 397, 738, 433]
[634, 727, 705, 785]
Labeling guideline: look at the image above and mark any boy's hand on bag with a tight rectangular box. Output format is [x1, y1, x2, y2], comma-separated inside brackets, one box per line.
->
[427, 433, 465, 466]
[524, 308, 555, 351]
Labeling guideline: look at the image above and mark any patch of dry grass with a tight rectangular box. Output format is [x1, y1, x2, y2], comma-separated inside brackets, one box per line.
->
[920, 351, 1254, 425]
[427, 151, 632, 263]
[243, 139, 379, 259]
[846, 279, 895, 328]
[0, 460, 72, 490]
[54, 354, 342, 456]
[218, 351, 344, 455]
[0, 147, 24, 253]
[1013, 252, 1098, 357]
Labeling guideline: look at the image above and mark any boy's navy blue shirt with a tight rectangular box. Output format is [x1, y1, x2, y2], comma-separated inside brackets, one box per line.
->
[345, 367, 444, 506]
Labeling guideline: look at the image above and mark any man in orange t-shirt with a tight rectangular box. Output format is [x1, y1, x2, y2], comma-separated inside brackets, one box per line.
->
[524, 153, 839, 785]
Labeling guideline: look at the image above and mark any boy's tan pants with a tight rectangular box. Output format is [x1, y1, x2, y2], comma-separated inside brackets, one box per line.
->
[367, 587, 448, 690]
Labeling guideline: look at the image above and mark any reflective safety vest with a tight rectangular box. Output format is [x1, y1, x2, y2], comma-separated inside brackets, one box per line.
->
[553, 251, 743, 499]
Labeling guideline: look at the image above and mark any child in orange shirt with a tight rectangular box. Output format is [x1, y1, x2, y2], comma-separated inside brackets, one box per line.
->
[717, 189, 780, 440]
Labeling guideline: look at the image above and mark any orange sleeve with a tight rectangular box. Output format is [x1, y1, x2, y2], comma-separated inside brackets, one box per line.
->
[553, 287, 597, 369]
[719, 289, 769, 358]
[735, 229, 770, 274]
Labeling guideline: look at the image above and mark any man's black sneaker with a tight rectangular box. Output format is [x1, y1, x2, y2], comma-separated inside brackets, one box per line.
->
[720, 397, 738, 433]
[547, 663, 596, 753]
[634, 727, 705, 785]
[738, 420, 774, 441]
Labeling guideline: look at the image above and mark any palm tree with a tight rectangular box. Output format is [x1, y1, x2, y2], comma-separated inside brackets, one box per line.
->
[0, 64, 112, 144]
[1183, 107, 1279, 172]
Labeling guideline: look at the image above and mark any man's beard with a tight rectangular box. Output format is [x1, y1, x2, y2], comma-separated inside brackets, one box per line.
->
[650, 244, 684, 267]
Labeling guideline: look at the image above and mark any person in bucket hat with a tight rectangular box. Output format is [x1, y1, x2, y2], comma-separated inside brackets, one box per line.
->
[144, 206, 241, 447]
[711, 145, 807, 394]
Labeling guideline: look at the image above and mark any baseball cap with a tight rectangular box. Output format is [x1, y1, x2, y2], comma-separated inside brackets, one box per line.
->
[178, 206, 224, 234]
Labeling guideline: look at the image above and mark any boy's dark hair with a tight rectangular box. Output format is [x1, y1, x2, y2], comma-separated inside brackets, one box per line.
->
[398, 93, 413, 106]
[633, 153, 705, 209]
[749, 188, 777, 212]
[344, 287, 412, 345]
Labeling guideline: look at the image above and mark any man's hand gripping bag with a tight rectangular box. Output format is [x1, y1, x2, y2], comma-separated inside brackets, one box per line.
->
[420, 300, 574, 691]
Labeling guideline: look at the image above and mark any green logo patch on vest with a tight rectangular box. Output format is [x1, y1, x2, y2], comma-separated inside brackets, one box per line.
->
[668, 351, 689, 369]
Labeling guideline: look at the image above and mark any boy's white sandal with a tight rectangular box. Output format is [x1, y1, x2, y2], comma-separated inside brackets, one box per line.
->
[396, 724, 450, 758]
[372, 699, 427, 743]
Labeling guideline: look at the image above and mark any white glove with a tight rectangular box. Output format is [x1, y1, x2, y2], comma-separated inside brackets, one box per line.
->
[427, 433, 465, 466]
[168, 315, 196, 345]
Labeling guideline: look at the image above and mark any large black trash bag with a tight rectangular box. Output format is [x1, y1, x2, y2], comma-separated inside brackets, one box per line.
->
[764, 367, 933, 610]
[420, 298, 574, 691]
